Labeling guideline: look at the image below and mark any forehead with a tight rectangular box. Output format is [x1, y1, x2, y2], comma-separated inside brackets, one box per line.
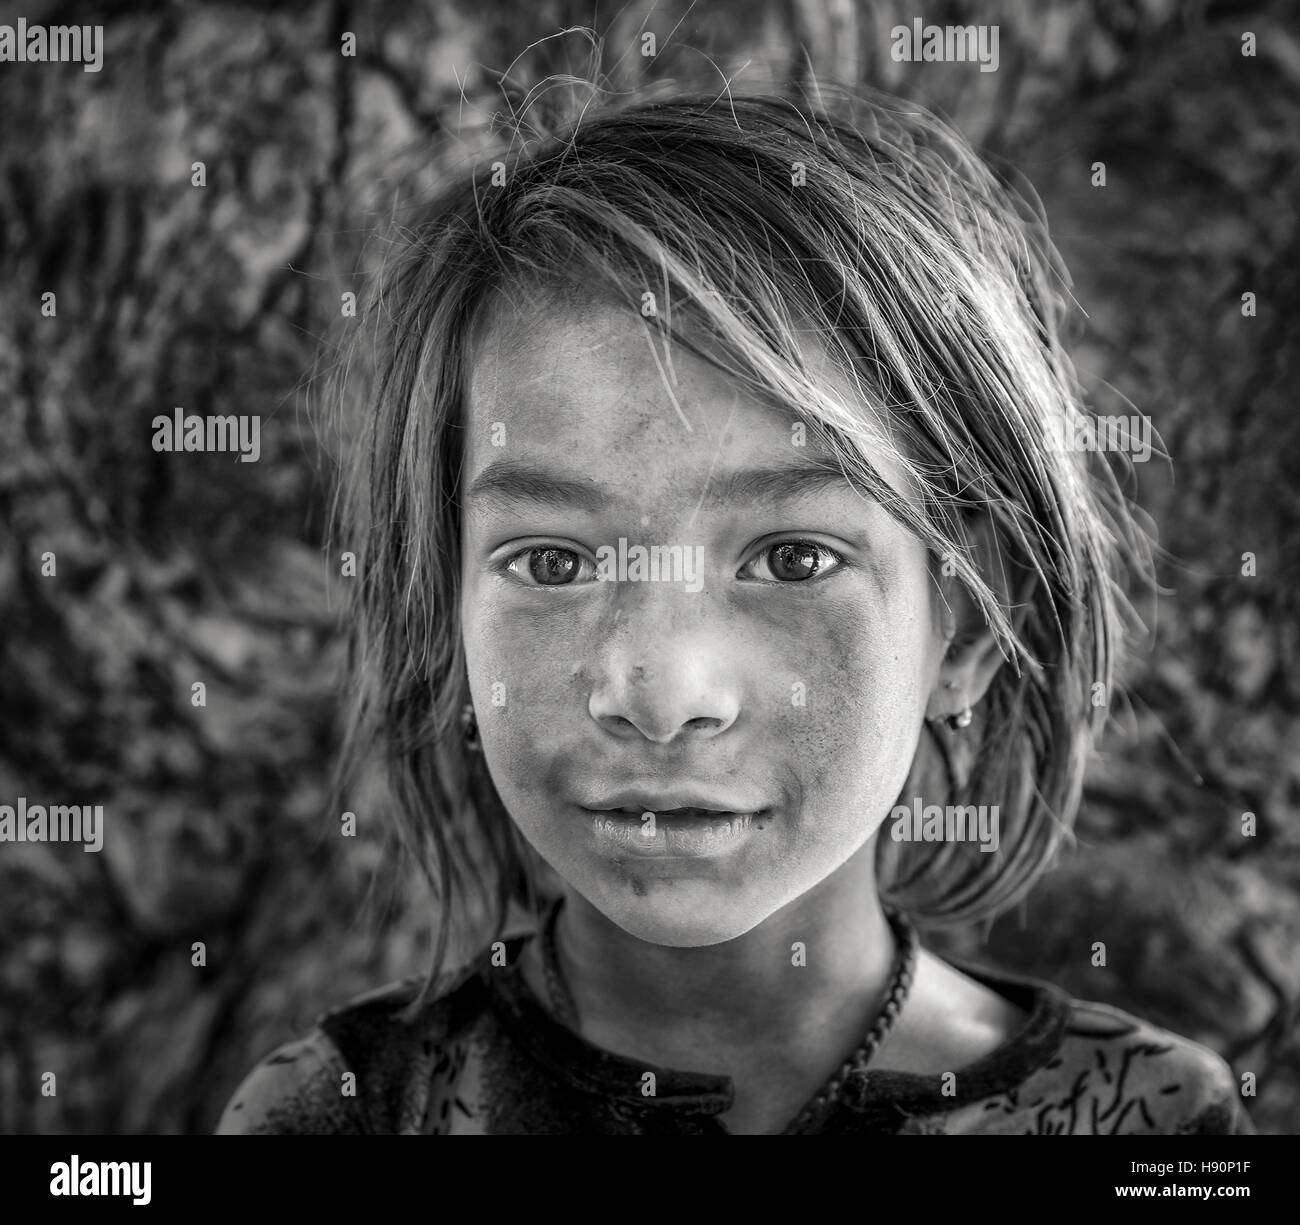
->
[469, 296, 754, 446]
[463, 294, 911, 504]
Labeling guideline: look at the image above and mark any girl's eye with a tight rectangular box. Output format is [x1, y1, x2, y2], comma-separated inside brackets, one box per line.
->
[505, 546, 593, 586]
[742, 540, 844, 583]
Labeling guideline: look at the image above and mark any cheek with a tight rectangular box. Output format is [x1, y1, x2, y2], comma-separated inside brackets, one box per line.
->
[464, 588, 592, 694]
[459, 581, 582, 773]
[767, 589, 937, 836]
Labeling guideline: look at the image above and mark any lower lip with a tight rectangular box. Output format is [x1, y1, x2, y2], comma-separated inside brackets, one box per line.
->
[583, 809, 762, 858]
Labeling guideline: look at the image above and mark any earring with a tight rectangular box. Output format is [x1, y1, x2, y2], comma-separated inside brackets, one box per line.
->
[460, 702, 482, 752]
[926, 706, 973, 731]
[927, 684, 973, 732]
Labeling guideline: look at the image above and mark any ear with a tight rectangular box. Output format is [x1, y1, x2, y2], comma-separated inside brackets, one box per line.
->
[925, 512, 1033, 723]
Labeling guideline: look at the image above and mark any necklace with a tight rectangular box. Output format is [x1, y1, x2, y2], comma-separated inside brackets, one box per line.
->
[539, 895, 919, 1131]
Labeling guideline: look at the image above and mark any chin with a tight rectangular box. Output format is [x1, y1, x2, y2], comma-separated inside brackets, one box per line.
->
[579, 871, 782, 947]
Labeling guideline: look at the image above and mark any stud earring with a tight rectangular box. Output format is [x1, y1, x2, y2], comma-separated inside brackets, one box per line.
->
[927, 684, 973, 732]
[460, 702, 482, 752]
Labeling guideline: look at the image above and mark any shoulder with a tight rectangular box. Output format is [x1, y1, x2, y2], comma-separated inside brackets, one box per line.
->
[895, 956, 1255, 1135]
[1042, 995, 1254, 1135]
[216, 961, 493, 1135]
[934, 975, 1253, 1135]
[216, 1026, 362, 1134]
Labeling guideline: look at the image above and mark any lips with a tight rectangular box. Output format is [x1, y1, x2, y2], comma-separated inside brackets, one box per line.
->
[587, 808, 758, 857]
[585, 790, 764, 816]
[606, 805, 739, 817]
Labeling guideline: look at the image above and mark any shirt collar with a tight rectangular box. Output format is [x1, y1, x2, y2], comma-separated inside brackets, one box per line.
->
[485, 935, 735, 1118]
[481, 933, 1071, 1132]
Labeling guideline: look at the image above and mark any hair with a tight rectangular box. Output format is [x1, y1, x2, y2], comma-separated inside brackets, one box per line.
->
[328, 71, 1154, 999]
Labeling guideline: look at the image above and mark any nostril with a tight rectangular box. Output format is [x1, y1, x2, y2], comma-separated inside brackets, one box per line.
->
[684, 717, 724, 732]
[594, 714, 642, 738]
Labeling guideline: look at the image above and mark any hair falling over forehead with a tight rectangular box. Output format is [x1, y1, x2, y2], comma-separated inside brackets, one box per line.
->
[328, 69, 1154, 995]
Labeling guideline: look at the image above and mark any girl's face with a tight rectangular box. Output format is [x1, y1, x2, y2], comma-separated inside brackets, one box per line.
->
[460, 297, 950, 946]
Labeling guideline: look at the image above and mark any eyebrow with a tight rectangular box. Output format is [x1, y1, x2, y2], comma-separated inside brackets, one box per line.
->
[464, 455, 863, 513]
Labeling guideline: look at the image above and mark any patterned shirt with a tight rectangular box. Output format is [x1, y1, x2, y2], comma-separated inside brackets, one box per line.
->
[216, 930, 1255, 1135]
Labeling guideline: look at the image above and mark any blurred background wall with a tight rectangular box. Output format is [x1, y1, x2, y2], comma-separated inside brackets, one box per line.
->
[1, 0, 1297, 1134]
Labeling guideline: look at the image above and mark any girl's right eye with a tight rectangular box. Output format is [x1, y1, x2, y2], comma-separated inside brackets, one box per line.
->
[504, 546, 595, 587]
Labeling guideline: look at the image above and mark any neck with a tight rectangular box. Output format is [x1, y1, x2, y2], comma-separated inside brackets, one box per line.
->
[542, 841, 896, 1071]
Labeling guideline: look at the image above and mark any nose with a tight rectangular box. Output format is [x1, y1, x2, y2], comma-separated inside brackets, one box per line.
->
[588, 608, 741, 744]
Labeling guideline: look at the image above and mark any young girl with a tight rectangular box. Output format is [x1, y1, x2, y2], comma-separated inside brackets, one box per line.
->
[217, 77, 1253, 1135]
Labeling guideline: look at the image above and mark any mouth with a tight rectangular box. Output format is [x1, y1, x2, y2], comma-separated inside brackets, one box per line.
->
[597, 805, 756, 818]
[579, 798, 768, 859]
[583, 790, 766, 818]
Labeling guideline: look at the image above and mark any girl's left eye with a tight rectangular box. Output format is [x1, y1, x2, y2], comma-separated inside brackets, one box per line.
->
[741, 540, 845, 583]
[504, 546, 595, 586]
